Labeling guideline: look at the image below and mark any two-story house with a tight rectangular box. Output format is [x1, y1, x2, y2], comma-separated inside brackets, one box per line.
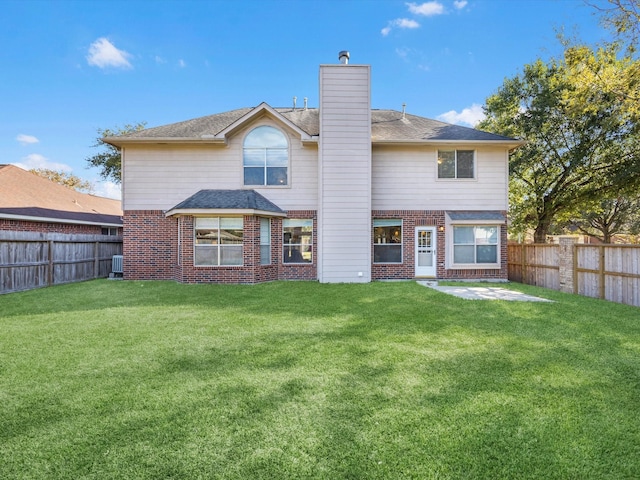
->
[106, 52, 521, 284]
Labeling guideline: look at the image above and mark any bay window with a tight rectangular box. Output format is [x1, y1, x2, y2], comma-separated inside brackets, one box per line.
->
[260, 217, 271, 265]
[195, 217, 243, 266]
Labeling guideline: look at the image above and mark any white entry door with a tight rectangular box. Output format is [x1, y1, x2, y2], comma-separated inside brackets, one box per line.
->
[415, 227, 437, 277]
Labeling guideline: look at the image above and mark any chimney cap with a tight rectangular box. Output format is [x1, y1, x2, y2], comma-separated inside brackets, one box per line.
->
[338, 51, 350, 64]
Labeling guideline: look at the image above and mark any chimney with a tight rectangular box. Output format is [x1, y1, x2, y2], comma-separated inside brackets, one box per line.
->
[318, 51, 372, 283]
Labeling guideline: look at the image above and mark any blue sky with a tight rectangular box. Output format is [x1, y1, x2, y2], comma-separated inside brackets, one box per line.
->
[1, 0, 612, 199]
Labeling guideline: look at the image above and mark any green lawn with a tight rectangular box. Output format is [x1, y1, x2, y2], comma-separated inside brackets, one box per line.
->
[1, 280, 639, 479]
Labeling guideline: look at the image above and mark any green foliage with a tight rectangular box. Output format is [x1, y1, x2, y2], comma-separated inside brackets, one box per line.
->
[589, 0, 640, 53]
[1, 280, 640, 479]
[569, 194, 640, 242]
[85, 122, 146, 183]
[29, 168, 94, 193]
[478, 43, 640, 242]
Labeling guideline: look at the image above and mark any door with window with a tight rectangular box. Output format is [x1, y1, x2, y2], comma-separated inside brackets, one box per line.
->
[415, 227, 436, 277]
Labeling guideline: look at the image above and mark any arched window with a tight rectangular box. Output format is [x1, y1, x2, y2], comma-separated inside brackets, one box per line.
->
[243, 126, 288, 186]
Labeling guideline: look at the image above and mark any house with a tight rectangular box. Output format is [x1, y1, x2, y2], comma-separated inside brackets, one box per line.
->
[106, 52, 522, 284]
[0, 164, 122, 235]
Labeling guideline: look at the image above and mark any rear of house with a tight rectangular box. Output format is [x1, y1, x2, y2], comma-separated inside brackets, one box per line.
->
[107, 52, 521, 284]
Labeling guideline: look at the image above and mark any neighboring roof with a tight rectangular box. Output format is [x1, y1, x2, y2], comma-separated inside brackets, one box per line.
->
[446, 211, 506, 223]
[165, 189, 287, 218]
[104, 105, 522, 147]
[0, 165, 122, 226]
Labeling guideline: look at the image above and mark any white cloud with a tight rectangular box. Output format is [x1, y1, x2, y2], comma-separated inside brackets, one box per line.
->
[155, 55, 166, 64]
[178, 59, 187, 68]
[87, 37, 133, 69]
[454, 0, 468, 9]
[406, 1, 445, 16]
[93, 180, 122, 200]
[16, 134, 39, 145]
[12, 154, 73, 172]
[381, 18, 420, 36]
[437, 104, 485, 127]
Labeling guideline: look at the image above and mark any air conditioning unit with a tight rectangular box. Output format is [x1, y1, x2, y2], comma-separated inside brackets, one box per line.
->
[112, 255, 124, 275]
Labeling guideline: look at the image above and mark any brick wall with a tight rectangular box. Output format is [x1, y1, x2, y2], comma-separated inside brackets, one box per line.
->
[124, 210, 318, 284]
[124, 209, 506, 284]
[123, 210, 176, 280]
[0, 218, 121, 235]
[372, 210, 508, 281]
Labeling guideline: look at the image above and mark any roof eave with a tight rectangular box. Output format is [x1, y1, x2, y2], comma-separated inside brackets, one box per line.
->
[0, 212, 123, 227]
[372, 139, 525, 149]
[103, 137, 228, 148]
[165, 208, 288, 218]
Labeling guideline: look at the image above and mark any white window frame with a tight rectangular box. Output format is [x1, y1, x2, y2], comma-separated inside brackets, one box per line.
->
[437, 149, 476, 180]
[447, 224, 501, 269]
[194, 217, 244, 267]
[260, 217, 271, 265]
[243, 126, 289, 187]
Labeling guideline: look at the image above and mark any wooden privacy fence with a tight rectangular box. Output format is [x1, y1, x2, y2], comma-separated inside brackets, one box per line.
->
[508, 238, 640, 307]
[0, 231, 123, 294]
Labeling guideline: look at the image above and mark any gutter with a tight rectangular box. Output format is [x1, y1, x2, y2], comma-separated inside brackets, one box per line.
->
[0, 213, 123, 228]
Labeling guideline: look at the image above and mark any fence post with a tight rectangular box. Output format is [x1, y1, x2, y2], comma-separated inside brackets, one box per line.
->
[559, 237, 577, 293]
[47, 240, 54, 286]
[599, 245, 606, 299]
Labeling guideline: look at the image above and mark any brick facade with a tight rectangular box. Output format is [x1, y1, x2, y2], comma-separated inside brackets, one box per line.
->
[124, 209, 506, 284]
[0, 218, 122, 236]
[371, 210, 507, 281]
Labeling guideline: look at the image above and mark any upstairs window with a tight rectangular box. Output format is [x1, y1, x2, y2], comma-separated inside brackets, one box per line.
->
[243, 126, 288, 186]
[438, 150, 475, 179]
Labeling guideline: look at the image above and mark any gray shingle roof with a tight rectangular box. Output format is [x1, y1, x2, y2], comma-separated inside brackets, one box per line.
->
[447, 211, 506, 222]
[113, 107, 517, 143]
[169, 190, 285, 214]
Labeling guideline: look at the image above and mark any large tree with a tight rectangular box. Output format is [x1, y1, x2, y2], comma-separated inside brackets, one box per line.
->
[85, 122, 146, 183]
[570, 194, 640, 242]
[478, 43, 640, 243]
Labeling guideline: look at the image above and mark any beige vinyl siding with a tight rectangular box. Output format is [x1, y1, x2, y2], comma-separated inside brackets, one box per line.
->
[372, 145, 509, 211]
[318, 64, 372, 283]
[122, 119, 318, 211]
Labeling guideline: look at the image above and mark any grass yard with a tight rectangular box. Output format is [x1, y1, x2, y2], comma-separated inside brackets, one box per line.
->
[1, 280, 639, 479]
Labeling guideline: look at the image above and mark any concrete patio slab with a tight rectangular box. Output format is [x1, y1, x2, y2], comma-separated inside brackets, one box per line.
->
[417, 281, 553, 302]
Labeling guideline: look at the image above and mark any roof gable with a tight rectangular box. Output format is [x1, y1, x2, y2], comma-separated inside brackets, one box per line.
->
[216, 103, 315, 142]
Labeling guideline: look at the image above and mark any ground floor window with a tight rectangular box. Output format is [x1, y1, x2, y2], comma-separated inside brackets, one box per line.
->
[283, 219, 312, 263]
[373, 219, 402, 263]
[260, 217, 271, 265]
[194, 217, 243, 266]
[453, 225, 498, 265]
